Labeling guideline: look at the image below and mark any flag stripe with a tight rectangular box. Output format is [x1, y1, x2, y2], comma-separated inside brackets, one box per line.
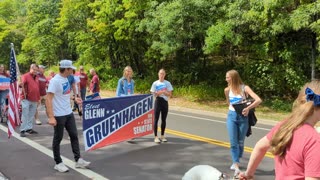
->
[7, 47, 21, 138]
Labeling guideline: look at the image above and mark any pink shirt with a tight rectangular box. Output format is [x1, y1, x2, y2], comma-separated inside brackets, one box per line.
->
[267, 122, 320, 179]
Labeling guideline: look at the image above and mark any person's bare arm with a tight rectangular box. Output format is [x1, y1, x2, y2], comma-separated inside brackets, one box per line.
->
[46, 92, 56, 126]
[240, 136, 270, 179]
[224, 87, 230, 105]
[242, 85, 262, 116]
[305, 177, 320, 180]
[244, 85, 262, 108]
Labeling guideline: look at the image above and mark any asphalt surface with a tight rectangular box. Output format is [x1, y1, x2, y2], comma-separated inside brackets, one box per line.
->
[0, 105, 276, 180]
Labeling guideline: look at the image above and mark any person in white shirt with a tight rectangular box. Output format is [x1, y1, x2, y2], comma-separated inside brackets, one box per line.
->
[150, 69, 173, 143]
[46, 60, 90, 173]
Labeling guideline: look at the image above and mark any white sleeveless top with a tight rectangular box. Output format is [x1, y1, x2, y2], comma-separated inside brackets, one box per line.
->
[228, 86, 245, 111]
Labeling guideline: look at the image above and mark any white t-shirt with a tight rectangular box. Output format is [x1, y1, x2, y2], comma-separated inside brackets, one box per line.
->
[150, 80, 173, 101]
[47, 74, 72, 116]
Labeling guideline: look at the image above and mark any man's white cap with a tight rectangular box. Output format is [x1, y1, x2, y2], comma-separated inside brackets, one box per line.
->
[39, 65, 46, 69]
[59, 60, 76, 70]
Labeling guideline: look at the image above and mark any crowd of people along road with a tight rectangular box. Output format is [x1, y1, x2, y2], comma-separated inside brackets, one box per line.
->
[7, 60, 318, 179]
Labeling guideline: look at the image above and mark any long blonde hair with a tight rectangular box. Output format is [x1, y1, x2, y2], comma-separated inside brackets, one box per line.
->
[227, 69, 244, 95]
[270, 80, 320, 157]
[123, 66, 133, 79]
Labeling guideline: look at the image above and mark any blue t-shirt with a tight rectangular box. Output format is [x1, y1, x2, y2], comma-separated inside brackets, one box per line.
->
[67, 75, 75, 90]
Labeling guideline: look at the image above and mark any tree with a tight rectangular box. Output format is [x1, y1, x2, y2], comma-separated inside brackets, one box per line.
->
[20, 0, 61, 67]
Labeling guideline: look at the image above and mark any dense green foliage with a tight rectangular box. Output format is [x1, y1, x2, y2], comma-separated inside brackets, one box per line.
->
[1, 0, 320, 109]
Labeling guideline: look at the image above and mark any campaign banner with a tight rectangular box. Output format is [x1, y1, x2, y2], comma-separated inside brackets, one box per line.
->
[0, 77, 10, 90]
[83, 94, 154, 151]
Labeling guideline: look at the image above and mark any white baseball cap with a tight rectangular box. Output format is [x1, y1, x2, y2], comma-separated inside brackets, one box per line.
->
[39, 65, 46, 69]
[59, 60, 76, 70]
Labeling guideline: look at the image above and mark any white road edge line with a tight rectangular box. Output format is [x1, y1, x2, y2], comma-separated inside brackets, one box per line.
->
[169, 112, 271, 131]
[0, 124, 109, 180]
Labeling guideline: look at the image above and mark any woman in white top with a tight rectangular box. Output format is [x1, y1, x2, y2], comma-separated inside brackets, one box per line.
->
[224, 69, 262, 173]
[150, 69, 173, 143]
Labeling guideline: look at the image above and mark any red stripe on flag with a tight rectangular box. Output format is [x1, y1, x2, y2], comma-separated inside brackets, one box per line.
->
[7, 47, 21, 138]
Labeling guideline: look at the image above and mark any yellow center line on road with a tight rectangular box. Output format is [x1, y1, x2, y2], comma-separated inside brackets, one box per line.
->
[164, 128, 274, 158]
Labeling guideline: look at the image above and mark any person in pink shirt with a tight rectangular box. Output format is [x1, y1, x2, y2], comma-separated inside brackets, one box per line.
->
[240, 81, 320, 180]
[88, 68, 100, 94]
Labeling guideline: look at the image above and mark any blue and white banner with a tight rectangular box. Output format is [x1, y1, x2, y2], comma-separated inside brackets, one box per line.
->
[0, 77, 10, 90]
[83, 94, 154, 151]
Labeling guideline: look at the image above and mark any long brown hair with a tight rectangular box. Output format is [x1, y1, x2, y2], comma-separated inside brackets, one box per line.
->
[270, 80, 320, 157]
[227, 69, 244, 95]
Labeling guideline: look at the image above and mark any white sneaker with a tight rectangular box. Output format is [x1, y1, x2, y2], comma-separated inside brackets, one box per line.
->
[35, 119, 42, 125]
[75, 158, 91, 168]
[54, 162, 69, 173]
[230, 164, 240, 170]
[161, 137, 168, 142]
[154, 137, 161, 143]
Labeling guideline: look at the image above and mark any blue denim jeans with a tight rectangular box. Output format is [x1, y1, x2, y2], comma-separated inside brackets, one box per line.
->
[80, 88, 86, 101]
[226, 110, 249, 163]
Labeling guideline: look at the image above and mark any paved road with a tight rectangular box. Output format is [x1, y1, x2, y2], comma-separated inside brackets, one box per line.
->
[0, 106, 275, 180]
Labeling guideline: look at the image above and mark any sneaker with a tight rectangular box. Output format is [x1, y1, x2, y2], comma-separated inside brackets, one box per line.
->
[230, 164, 240, 171]
[230, 164, 240, 170]
[154, 137, 161, 143]
[75, 158, 90, 168]
[20, 131, 26, 137]
[35, 119, 42, 125]
[161, 137, 168, 142]
[26, 129, 38, 134]
[54, 162, 69, 173]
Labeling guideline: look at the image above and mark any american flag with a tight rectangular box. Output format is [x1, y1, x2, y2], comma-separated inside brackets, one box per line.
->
[7, 45, 21, 138]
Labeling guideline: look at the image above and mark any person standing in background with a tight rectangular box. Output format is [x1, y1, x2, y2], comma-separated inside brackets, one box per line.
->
[116, 66, 134, 97]
[150, 69, 173, 143]
[72, 69, 82, 116]
[224, 69, 261, 173]
[34, 65, 48, 125]
[88, 68, 100, 94]
[0, 64, 9, 120]
[67, 70, 79, 112]
[46, 60, 90, 173]
[20, 64, 40, 137]
[75, 66, 88, 101]
[47, 70, 55, 82]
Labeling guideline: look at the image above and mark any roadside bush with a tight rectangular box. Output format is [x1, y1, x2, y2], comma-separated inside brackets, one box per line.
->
[174, 84, 225, 101]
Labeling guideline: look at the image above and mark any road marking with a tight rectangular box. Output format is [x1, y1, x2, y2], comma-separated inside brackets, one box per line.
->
[0, 124, 109, 180]
[165, 128, 274, 158]
[169, 112, 271, 131]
